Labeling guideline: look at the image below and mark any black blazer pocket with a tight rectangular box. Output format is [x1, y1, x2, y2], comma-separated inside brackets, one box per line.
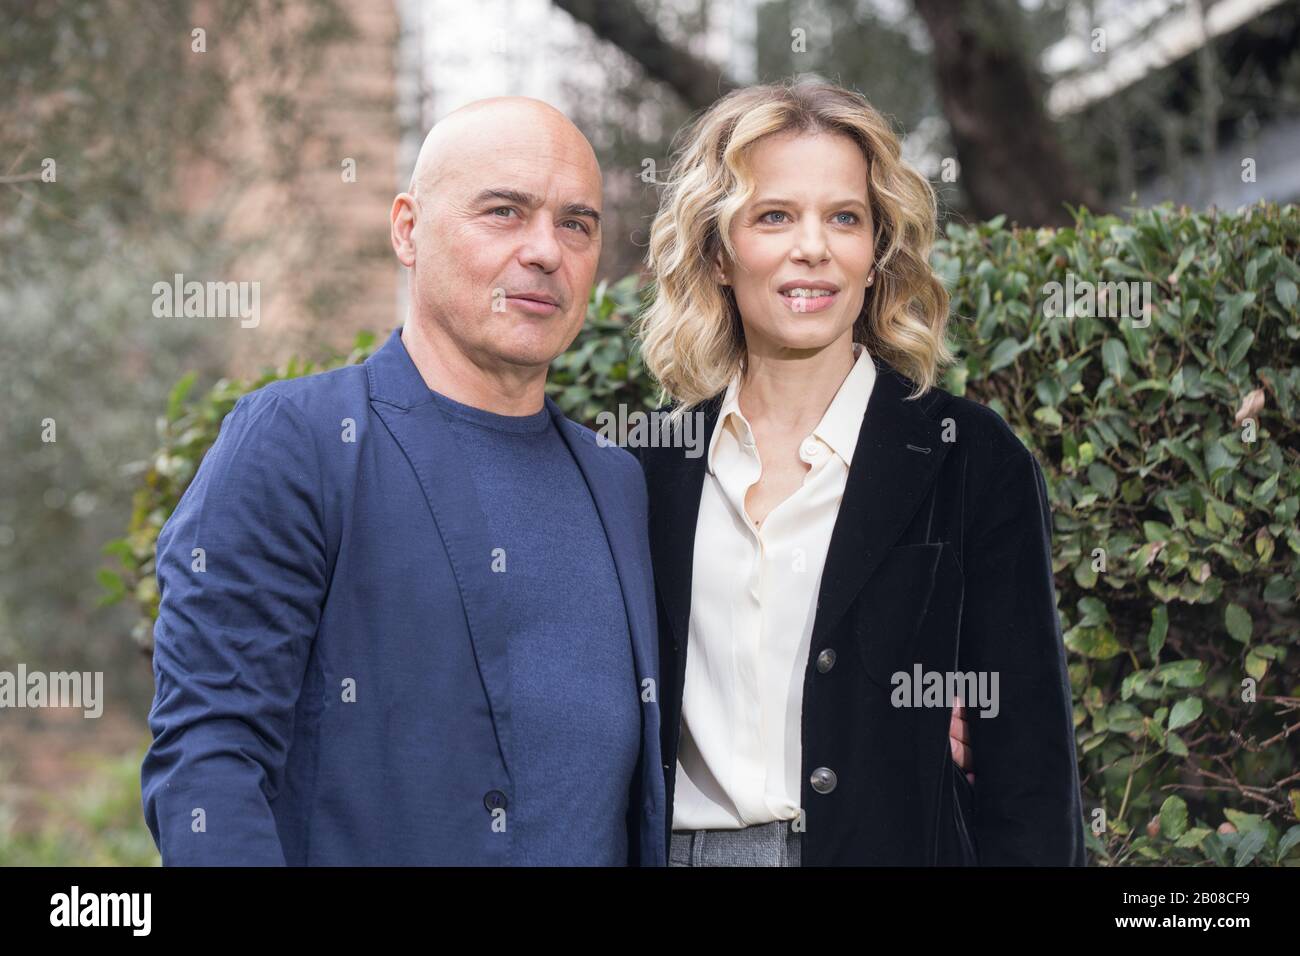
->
[853, 542, 946, 691]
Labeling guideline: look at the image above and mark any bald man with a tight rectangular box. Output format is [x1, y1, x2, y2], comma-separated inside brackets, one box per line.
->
[142, 98, 666, 866]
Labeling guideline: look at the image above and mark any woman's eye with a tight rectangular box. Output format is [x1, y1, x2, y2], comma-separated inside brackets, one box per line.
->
[759, 211, 789, 224]
[833, 212, 859, 225]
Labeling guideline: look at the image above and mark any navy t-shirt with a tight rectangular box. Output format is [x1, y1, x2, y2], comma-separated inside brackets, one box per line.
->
[431, 388, 641, 865]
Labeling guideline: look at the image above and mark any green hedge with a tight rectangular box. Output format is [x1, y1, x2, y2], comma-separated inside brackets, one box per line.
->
[106, 201, 1300, 866]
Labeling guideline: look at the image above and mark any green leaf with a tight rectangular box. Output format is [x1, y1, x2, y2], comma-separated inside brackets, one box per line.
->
[166, 371, 197, 422]
[1143, 521, 1172, 543]
[1234, 829, 1268, 866]
[1101, 338, 1129, 380]
[1159, 795, 1188, 840]
[1147, 605, 1169, 659]
[1087, 462, 1117, 498]
[1245, 650, 1269, 680]
[1033, 405, 1062, 428]
[1278, 825, 1300, 861]
[1277, 277, 1298, 311]
[1077, 596, 1110, 625]
[1263, 576, 1294, 604]
[988, 337, 1023, 372]
[1224, 808, 1266, 832]
[1153, 659, 1206, 688]
[1168, 696, 1203, 731]
[1106, 702, 1144, 733]
[1225, 327, 1254, 368]
[1205, 440, 1240, 479]
[1175, 827, 1211, 849]
[1224, 603, 1253, 644]
[1064, 625, 1123, 660]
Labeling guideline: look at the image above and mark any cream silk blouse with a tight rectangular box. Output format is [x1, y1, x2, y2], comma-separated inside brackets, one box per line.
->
[673, 343, 878, 831]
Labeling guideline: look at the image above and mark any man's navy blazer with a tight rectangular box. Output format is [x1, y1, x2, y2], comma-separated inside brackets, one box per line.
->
[142, 326, 667, 865]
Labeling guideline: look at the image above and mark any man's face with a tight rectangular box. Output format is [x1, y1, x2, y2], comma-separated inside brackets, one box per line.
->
[396, 110, 603, 372]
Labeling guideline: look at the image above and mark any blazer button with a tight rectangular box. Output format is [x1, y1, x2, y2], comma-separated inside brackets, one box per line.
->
[816, 648, 836, 673]
[810, 767, 837, 794]
[483, 789, 508, 811]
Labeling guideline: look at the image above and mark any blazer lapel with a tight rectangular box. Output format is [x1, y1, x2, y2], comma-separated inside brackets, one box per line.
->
[366, 328, 516, 774]
[810, 362, 953, 648]
[650, 365, 954, 656]
[550, 397, 669, 863]
[549, 398, 658, 698]
[647, 397, 722, 653]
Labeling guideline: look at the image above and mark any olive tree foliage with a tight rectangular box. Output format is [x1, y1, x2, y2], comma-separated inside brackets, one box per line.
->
[0, 0, 350, 665]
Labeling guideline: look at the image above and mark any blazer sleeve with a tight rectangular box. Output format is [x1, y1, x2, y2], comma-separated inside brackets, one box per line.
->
[142, 390, 327, 865]
[960, 446, 1087, 865]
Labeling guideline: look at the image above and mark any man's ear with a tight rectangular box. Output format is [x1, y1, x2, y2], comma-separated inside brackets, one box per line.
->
[391, 193, 418, 267]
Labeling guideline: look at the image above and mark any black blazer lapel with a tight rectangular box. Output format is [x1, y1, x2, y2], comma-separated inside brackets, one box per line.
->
[649, 363, 955, 701]
[810, 362, 954, 649]
[646, 397, 722, 654]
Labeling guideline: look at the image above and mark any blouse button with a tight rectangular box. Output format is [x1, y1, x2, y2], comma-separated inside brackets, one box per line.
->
[801, 439, 819, 457]
[816, 648, 836, 673]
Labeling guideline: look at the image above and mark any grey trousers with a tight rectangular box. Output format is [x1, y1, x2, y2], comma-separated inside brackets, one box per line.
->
[669, 819, 802, 867]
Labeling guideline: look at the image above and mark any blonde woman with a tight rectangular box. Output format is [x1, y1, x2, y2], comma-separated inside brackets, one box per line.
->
[636, 80, 1086, 866]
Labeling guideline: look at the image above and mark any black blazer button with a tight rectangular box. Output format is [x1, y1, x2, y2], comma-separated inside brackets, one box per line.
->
[810, 767, 838, 794]
[484, 789, 508, 811]
[816, 648, 837, 673]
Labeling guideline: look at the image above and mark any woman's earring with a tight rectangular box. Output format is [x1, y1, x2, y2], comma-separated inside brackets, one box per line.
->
[866, 273, 875, 287]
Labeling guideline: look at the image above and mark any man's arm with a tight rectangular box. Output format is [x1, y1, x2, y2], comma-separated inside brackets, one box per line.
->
[142, 389, 327, 865]
[961, 446, 1086, 865]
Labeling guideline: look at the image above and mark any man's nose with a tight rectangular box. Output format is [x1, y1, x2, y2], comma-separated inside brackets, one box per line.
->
[517, 215, 563, 273]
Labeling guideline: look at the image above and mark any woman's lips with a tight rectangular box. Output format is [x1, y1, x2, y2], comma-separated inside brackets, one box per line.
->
[779, 289, 838, 313]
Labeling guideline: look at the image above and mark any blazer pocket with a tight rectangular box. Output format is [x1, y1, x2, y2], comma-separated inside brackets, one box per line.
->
[852, 542, 947, 691]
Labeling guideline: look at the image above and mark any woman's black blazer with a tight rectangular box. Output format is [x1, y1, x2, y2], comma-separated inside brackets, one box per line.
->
[638, 358, 1088, 865]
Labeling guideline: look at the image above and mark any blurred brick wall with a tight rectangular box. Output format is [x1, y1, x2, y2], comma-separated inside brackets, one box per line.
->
[190, 1, 403, 377]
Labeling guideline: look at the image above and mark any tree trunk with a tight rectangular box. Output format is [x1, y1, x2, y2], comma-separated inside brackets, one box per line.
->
[912, 0, 1100, 225]
[553, 0, 733, 111]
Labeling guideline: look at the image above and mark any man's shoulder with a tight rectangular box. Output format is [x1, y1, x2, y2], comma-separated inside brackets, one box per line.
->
[233, 363, 371, 431]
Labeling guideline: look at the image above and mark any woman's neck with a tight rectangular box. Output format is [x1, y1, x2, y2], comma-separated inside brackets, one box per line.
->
[737, 331, 858, 433]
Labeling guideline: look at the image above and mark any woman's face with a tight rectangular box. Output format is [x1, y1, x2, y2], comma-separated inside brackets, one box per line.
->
[719, 130, 875, 356]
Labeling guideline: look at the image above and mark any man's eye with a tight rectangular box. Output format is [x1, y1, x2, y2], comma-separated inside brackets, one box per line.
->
[490, 207, 518, 219]
[561, 219, 591, 234]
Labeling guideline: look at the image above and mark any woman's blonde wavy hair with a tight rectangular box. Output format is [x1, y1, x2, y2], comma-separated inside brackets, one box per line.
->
[638, 79, 952, 414]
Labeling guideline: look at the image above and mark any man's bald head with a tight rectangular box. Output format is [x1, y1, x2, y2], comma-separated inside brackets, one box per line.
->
[408, 97, 601, 200]
[389, 96, 605, 396]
